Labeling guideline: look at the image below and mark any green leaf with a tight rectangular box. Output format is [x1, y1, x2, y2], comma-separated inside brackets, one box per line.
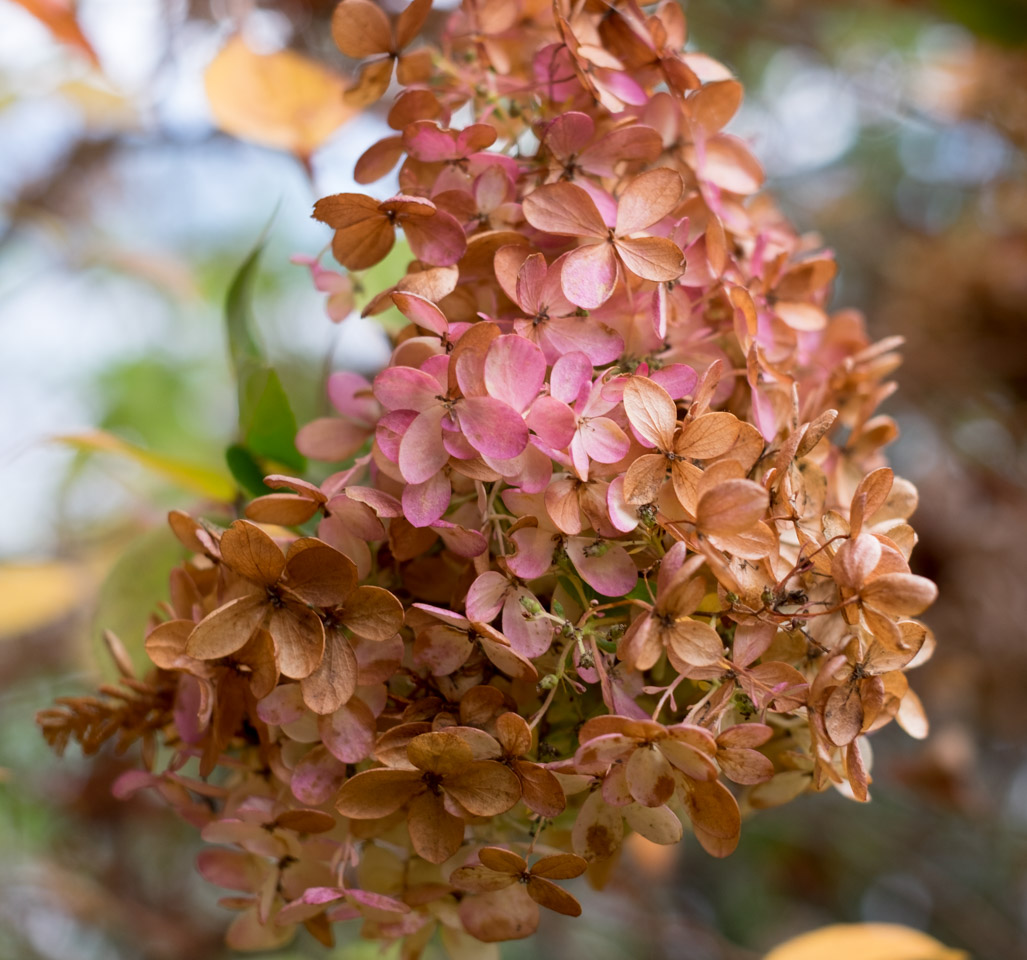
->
[56, 430, 236, 502]
[241, 368, 307, 472]
[91, 526, 186, 679]
[226, 442, 271, 498]
[225, 232, 268, 397]
[223, 219, 306, 478]
[938, 0, 1027, 46]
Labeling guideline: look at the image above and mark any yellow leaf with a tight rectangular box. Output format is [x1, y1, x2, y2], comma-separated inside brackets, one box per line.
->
[56, 430, 236, 502]
[59, 80, 137, 131]
[765, 923, 968, 960]
[205, 36, 356, 159]
[0, 562, 86, 638]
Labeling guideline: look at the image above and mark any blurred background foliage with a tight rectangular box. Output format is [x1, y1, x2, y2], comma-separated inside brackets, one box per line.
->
[1, 0, 1026, 957]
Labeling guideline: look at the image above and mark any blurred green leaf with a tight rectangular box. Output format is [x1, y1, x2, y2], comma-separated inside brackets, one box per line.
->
[938, 0, 1027, 46]
[225, 234, 267, 393]
[91, 526, 185, 678]
[224, 224, 307, 481]
[56, 430, 236, 501]
[226, 442, 271, 498]
[241, 367, 306, 472]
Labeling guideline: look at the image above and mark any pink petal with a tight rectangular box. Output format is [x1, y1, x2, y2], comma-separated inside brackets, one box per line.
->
[615, 169, 683, 235]
[402, 471, 451, 527]
[327, 371, 378, 424]
[392, 292, 449, 336]
[549, 351, 593, 405]
[566, 538, 638, 596]
[318, 696, 376, 764]
[507, 526, 558, 580]
[373, 366, 441, 412]
[473, 164, 510, 212]
[514, 251, 548, 314]
[398, 406, 449, 484]
[583, 417, 630, 464]
[503, 588, 554, 658]
[546, 315, 623, 365]
[403, 121, 458, 161]
[456, 396, 528, 460]
[522, 181, 608, 238]
[561, 241, 619, 309]
[465, 571, 509, 622]
[295, 417, 369, 462]
[579, 124, 662, 177]
[431, 520, 488, 557]
[375, 409, 417, 462]
[543, 111, 594, 161]
[404, 210, 467, 267]
[484, 335, 546, 413]
[651, 363, 698, 399]
[291, 746, 346, 806]
[525, 395, 577, 449]
[607, 477, 640, 533]
[494, 244, 531, 304]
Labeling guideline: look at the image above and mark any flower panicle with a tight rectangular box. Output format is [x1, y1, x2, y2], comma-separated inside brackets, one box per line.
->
[38, 0, 939, 952]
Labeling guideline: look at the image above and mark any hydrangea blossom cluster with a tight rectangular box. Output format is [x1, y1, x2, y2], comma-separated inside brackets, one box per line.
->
[39, 0, 939, 953]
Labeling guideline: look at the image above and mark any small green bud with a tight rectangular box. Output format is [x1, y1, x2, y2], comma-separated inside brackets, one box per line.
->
[539, 674, 559, 691]
[519, 595, 544, 617]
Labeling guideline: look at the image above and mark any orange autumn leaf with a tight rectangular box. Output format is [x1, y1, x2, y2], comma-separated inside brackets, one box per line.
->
[205, 36, 356, 160]
[11, 0, 99, 67]
[764, 923, 967, 960]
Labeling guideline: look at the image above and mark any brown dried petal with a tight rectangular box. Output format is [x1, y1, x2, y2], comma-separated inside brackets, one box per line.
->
[517, 762, 567, 818]
[220, 520, 285, 586]
[408, 790, 466, 864]
[683, 779, 740, 857]
[300, 628, 358, 715]
[273, 809, 336, 834]
[495, 711, 532, 757]
[284, 539, 357, 607]
[572, 789, 624, 862]
[145, 619, 195, 669]
[861, 573, 938, 617]
[623, 454, 668, 505]
[445, 761, 521, 816]
[823, 683, 864, 746]
[186, 594, 267, 661]
[319, 696, 376, 764]
[458, 885, 539, 942]
[335, 768, 422, 819]
[529, 853, 587, 881]
[623, 802, 683, 845]
[449, 864, 516, 893]
[526, 876, 582, 917]
[331, 0, 392, 58]
[270, 603, 325, 680]
[832, 533, 882, 590]
[407, 731, 474, 775]
[666, 618, 724, 667]
[626, 746, 677, 807]
[478, 847, 526, 874]
[696, 479, 768, 536]
[245, 494, 320, 526]
[675, 412, 740, 460]
[340, 585, 403, 640]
